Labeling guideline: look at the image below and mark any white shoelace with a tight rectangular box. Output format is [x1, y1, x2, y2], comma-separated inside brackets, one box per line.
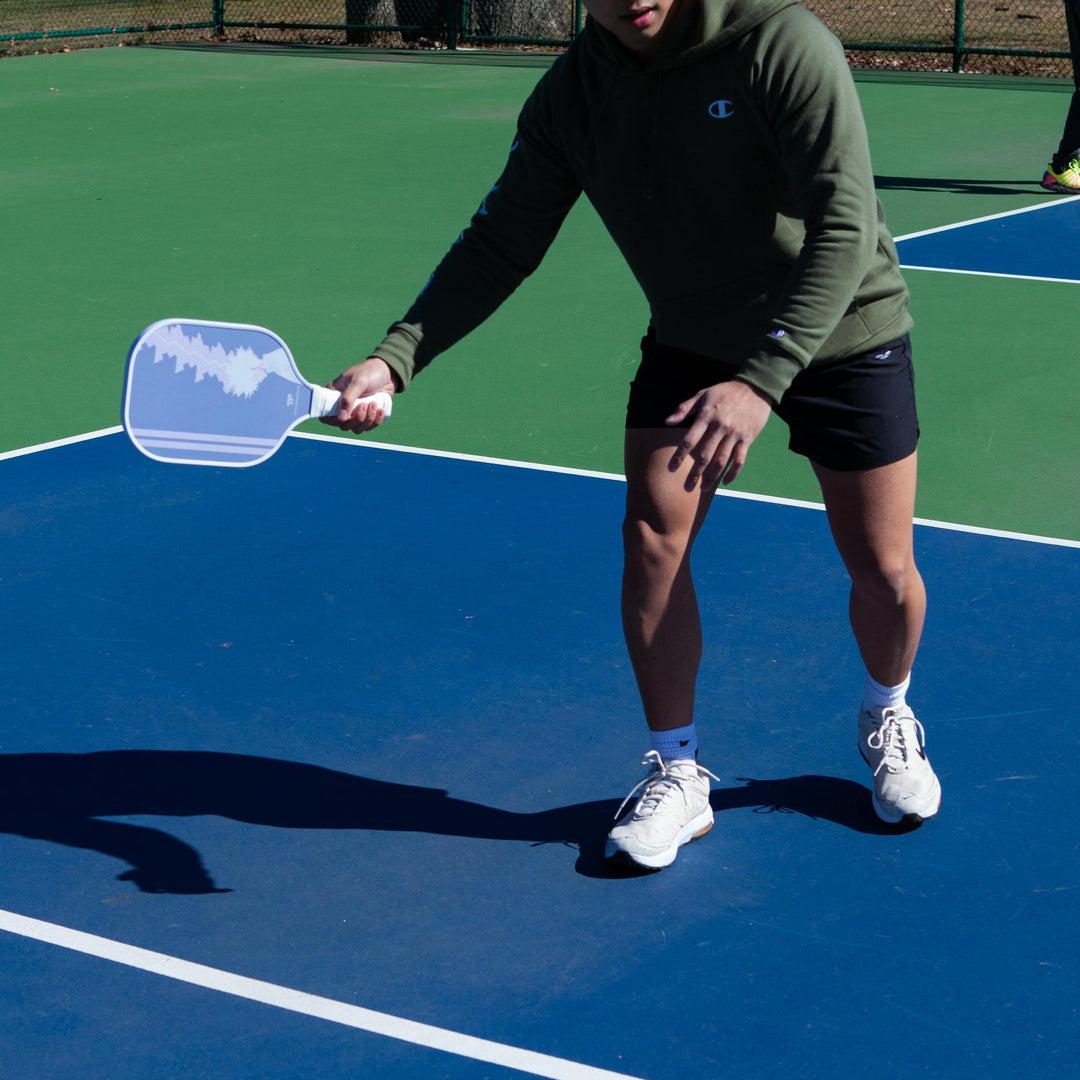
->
[613, 750, 720, 820]
[866, 709, 927, 776]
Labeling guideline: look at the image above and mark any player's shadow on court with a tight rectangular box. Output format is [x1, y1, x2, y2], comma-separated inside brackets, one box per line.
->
[873, 174, 1040, 196]
[0, 751, 911, 892]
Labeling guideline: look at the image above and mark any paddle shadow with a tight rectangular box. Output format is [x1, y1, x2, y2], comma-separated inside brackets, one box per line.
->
[0, 751, 908, 892]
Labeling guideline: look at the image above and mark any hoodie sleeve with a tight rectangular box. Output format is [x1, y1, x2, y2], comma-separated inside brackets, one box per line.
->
[735, 8, 890, 404]
[369, 71, 583, 390]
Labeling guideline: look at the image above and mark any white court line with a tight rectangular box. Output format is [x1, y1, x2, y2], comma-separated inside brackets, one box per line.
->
[0, 909, 645, 1080]
[0, 425, 123, 462]
[3, 426, 1078, 549]
[894, 196, 1080, 282]
[898, 264, 1080, 286]
[893, 194, 1080, 243]
[293, 433, 1080, 550]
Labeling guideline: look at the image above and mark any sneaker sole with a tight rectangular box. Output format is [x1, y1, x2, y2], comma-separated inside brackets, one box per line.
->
[870, 781, 942, 824]
[605, 809, 714, 870]
[859, 741, 942, 824]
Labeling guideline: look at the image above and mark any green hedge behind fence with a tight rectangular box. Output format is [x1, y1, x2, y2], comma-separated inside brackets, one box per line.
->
[0, 0, 1075, 75]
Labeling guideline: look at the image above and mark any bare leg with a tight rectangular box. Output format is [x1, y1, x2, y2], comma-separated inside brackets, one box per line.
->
[622, 429, 717, 731]
[812, 451, 925, 687]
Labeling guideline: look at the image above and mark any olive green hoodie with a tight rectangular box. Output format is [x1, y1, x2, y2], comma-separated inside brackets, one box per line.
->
[371, 0, 912, 406]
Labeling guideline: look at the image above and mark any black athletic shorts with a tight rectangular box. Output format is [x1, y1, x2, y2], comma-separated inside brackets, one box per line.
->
[625, 329, 919, 472]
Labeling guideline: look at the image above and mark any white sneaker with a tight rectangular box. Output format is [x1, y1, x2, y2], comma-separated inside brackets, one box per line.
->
[606, 751, 718, 869]
[858, 705, 942, 823]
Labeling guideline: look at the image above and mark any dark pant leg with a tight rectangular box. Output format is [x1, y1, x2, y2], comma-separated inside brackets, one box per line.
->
[1054, 0, 1080, 166]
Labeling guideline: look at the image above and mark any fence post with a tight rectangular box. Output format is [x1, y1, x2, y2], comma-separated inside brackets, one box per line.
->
[445, 0, 459, 49]
[212, 0, 225, 37]
[952, 0, 965, 72]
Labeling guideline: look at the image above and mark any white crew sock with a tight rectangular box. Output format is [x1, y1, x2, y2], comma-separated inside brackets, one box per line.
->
[862, 671, 911, 711]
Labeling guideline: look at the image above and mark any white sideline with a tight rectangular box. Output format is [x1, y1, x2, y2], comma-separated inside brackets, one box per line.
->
[0, 908, 645, 1080]
[292, 432, 1080, 550]
[3, 426, 1078, 549]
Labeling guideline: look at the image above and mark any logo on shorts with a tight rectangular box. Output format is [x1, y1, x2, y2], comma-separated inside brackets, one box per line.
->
[769, 328, 786, 338]
[875, 350, 893, 360]
[709, 99, 735, 119]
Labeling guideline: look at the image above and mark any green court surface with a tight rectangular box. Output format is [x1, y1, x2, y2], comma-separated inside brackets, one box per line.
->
[1, 44, 1077, 540]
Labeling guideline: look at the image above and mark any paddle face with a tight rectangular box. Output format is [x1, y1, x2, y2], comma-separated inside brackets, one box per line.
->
[123, 319, 316, 467]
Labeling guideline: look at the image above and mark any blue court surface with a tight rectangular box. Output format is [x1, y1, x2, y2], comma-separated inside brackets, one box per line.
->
[1, 431, 1077, 1079]
[896, 195, 1080, 282]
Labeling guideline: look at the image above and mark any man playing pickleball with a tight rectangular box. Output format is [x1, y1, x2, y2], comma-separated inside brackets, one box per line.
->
[324, 0, 942, 870]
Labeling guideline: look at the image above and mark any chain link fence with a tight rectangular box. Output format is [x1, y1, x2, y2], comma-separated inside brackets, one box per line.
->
[1, 0, 1075, 75]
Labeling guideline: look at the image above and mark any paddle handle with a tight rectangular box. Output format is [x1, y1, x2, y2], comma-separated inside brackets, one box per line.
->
[310, 385, 393, 420]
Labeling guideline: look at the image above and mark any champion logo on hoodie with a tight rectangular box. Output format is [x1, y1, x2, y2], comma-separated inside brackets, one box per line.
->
[708, 99, 735, 119]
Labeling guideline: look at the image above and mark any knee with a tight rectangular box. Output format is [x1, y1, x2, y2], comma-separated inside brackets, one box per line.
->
[622, 514, 691, 577]
[850, 553, 921, 608]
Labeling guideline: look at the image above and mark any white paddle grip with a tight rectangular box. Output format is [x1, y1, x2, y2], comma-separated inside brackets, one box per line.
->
[311, 385, 393, 420]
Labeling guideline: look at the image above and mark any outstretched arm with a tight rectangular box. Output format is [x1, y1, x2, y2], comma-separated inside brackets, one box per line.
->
[322, 77, 582, 426]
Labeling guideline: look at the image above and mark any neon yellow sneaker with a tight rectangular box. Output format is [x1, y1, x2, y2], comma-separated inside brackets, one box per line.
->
[1040, 158, 1080, 193]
